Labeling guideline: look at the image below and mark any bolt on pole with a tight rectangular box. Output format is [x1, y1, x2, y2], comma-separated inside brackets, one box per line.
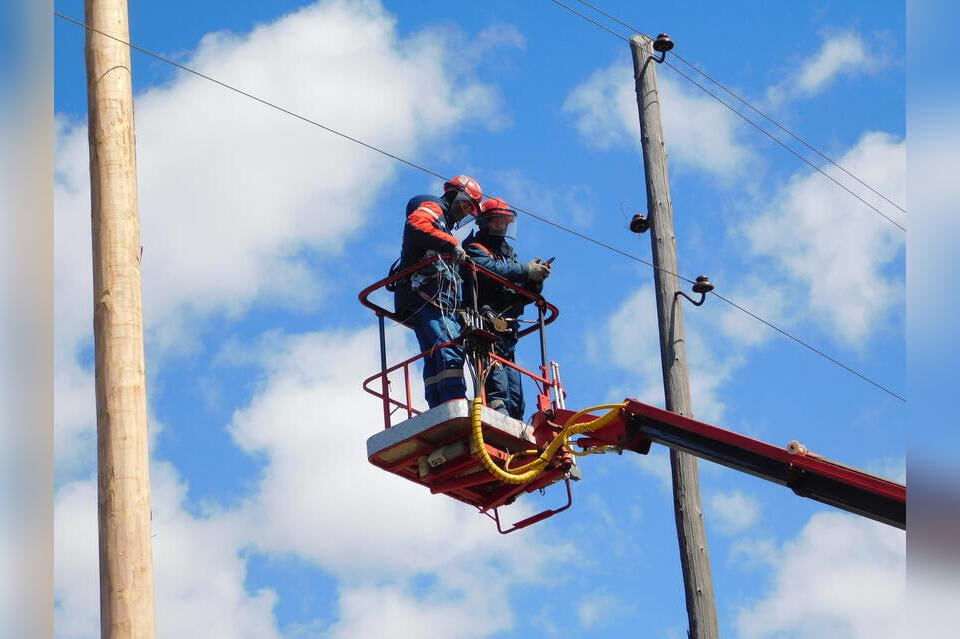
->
[630, 34, 719, 639]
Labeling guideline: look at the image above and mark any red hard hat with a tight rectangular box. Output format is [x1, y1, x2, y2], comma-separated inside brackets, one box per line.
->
[480, 197, 516, 219]
[443, 174, 483, 208]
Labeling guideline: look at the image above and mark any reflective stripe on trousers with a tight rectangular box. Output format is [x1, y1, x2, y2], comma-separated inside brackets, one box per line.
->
[410, 304, 466, 408]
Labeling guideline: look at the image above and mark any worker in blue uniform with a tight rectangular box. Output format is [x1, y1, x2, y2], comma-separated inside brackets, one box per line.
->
[462, 198, 551, 419]
[394, 175, 484, 408]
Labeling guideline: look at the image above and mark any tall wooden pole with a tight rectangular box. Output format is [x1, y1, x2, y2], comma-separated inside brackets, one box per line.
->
[630, 34, 718, 639]
[84, 1, 156, 637]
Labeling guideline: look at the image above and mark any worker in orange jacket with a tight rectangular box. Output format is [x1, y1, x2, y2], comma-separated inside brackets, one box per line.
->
[393, 175, 483, 408]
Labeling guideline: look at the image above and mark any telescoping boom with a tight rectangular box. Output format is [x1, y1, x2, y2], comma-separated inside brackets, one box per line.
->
[555, 400, 905, 530]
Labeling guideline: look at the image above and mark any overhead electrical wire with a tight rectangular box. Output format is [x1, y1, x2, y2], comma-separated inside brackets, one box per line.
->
[547, 0, 905, 231]
[661, 61, 905, 231]
[667, 54, 907, 214]
[54, 12, 904, 402]
[570, 0, 906, 215]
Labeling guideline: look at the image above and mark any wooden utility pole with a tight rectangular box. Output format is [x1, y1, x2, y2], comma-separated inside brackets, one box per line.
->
[630, 34, 719, 638]
[84, 1, 156, 637]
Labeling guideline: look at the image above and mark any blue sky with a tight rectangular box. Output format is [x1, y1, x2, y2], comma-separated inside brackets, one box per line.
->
[53, 1, 906, 637]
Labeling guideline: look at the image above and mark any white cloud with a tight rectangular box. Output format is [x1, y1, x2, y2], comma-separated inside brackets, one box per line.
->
[729, 537, 779, 571]
[229, 327, 566, 579]
[714, 274, 791, 348]
[54, 0, 506, 359]
[706, 489, 760, 534]
[464, 23, 526, 74]
[55, 464, 283, 639]
[53, 481, 99, 639]
[53, 360, 95, 475]
[588, 285, 663, 406]
[53, 3, 555, 636]
[54, 0, 508, 467]
[744, 131, 905, 348]
[768, 31, 885, 104]
[562, 63, 752, 179]
[576, 592, 631, 629]
[591, 284, 742, 423]
[54, 324, 573, 638]
[488, 168, 597, 229]
[326, 583, 512, 639]
[865, 456, 905, 484]
[224, 326, 575, 636]
[630, 446, 672, 493]
[736, 512, 905, 639]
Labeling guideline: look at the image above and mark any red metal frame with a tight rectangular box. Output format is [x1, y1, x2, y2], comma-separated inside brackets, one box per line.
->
[359, 254, 563, 428]
[358, 254, 559, 337]
[487, 478, 573, 534]
[361, 336, 463, 424]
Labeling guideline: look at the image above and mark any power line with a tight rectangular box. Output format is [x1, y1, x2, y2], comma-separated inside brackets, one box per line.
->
[570, 0, 906, 215]
[53, 13, 454, 188]
[548, 0, 905, 231]
[661, 60, 905, 231]
[547, 0, 630, 42]
[54, 11, 904, 402]
[669, 53, 907, 214]
[709, 291, 904, 401]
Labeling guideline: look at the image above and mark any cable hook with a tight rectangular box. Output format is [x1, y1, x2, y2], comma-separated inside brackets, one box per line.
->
[674, 275, 714, 307]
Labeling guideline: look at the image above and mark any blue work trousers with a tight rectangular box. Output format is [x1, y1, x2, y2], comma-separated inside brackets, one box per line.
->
[486, 332, 524, 420]
[411, 304, 466, 408]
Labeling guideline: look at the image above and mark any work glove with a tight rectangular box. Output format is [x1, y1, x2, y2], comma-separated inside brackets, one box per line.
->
[452, 245, 469, 264]
[526, 259, 551, 283]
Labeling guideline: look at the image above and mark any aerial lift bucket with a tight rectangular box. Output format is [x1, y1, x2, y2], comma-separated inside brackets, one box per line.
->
[359, 256, 572, 533]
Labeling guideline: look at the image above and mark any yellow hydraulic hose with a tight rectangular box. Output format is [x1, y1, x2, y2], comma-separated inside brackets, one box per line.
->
[470, 397, 626, 485]
[507, 403, 625, 473]
[471, 397, 546, 484]
[559, 403, 629, 457]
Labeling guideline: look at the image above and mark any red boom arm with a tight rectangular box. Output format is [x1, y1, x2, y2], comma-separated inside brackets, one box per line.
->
[555, 399, 906, 529]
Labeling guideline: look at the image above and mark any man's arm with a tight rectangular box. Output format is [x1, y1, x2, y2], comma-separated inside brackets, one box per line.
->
[463, 242, 527, 280]
[406, 201, 458, 255]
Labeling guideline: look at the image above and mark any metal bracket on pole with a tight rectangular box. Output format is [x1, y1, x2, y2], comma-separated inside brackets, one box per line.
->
[674, 275, 714, 307]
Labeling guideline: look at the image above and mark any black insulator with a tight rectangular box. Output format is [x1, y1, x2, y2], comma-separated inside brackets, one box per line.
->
[692, 275, 714, 294]
[653, 33, 674, 53]
[629, 214, 650, 233]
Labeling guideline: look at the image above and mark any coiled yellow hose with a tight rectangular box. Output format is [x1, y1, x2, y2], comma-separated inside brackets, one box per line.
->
[470, 397, 626, 485]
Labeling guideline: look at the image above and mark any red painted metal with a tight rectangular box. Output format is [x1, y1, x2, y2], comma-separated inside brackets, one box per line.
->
[357, 254, 559, 338]
[488, 352, 552, 385]
[360, 255, 562, 430]
[367, 413, 574, 518]
[492, 478, 573, 535]
[553, 399, 905, 529]
[621, 399, 905, 502]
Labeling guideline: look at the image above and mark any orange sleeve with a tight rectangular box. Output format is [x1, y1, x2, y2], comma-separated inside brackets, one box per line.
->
[408, 202, 458, 247]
